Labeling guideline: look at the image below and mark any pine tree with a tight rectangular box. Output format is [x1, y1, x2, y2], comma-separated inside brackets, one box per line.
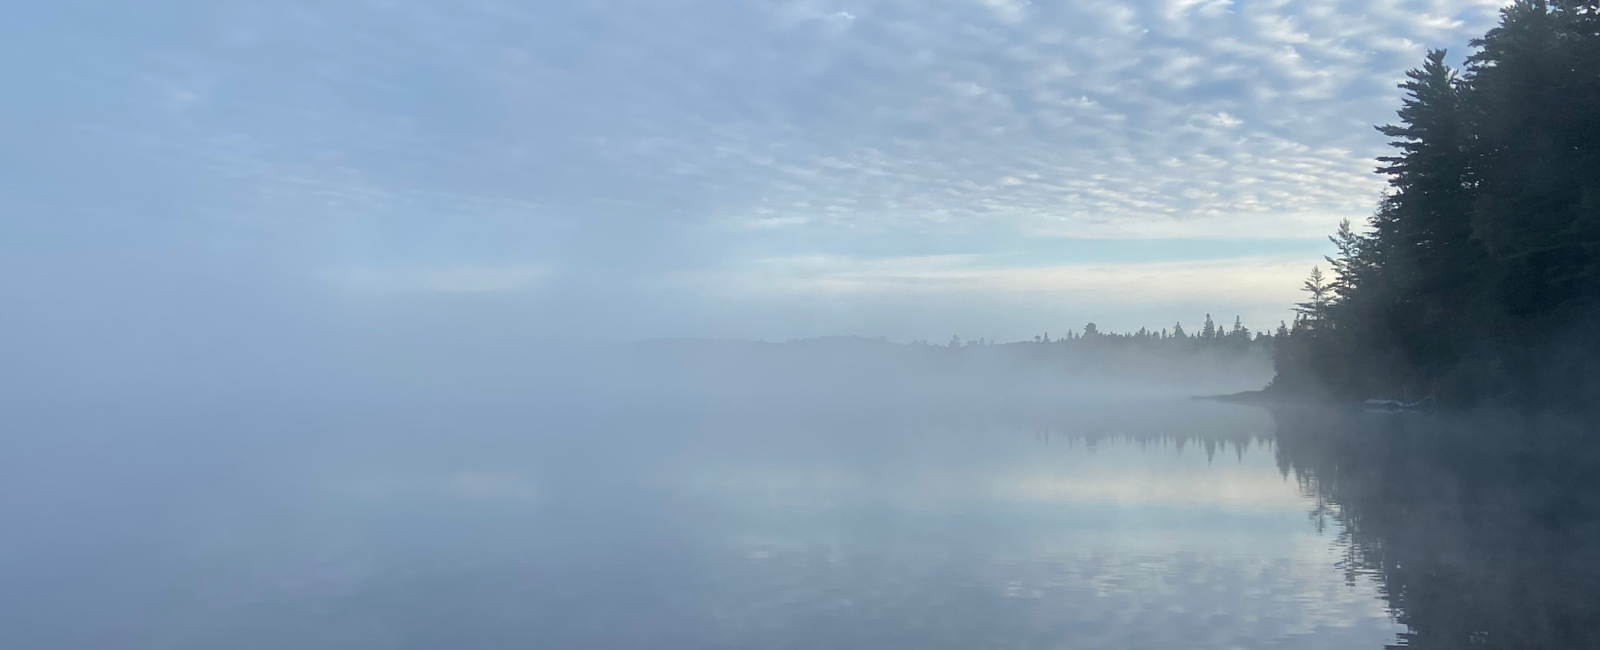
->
[1295, 267, 1332, 328]
[1268, 4, 1600, 407]
[1468, 1, 1600, 316]
[1325, 219, 1373, 311]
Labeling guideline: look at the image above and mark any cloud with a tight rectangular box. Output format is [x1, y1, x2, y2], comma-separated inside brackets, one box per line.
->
[1163, 0, 1234, 22]
[4, 0, 1511, 338]
[332, 265, 553, 293]
[39, 0, 1506, 247]
[976, 0, 1032, 24]
[335, 471, 541, 502]
[737, 215, 810, 229]
[670, 253, 1313, 305]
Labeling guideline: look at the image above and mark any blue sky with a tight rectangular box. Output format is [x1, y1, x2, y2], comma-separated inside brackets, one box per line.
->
[1, 0, 1509, 344]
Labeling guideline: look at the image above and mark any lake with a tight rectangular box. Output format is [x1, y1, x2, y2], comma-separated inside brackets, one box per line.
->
[3, 397, 1596, 648]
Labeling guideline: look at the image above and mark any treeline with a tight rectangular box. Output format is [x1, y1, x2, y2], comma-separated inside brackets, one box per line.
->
[1273, 1, 1600, 409]
[634, 316, 1280, 402]
[926, 313, 1277, 352]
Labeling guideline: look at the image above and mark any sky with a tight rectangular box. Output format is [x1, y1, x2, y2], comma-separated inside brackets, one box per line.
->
[1, 0, 1512, 351]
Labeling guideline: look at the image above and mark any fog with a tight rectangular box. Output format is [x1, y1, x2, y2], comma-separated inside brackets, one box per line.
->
[10, 0, 1594, 647]
[0, 259, 1318, 649]
[3, 389, 1379, 649]
[0, 251, 1275, 410]
[7, 261, 1597, 648]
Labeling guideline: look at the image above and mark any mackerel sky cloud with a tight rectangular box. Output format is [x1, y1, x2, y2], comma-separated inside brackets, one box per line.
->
[0, 0, 1511, 341]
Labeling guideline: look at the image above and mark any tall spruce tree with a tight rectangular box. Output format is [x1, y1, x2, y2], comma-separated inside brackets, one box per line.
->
[1272, 1, 1600, 407]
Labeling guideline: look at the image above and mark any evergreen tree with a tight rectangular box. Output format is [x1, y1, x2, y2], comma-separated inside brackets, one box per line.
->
[1294, 268, 1333, 327]
[1271, 3, 1600, 408]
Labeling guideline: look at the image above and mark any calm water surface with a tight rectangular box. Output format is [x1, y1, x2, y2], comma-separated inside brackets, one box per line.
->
[3, 398, 1596, 648]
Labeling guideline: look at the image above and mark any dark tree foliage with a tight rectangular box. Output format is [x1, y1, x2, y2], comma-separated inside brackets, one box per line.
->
[1273, 1, 1600, 409]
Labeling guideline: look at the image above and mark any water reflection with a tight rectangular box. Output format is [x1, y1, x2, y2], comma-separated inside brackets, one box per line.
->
[1272, 408, 1600, 649]
[11, 399, 1594, 648]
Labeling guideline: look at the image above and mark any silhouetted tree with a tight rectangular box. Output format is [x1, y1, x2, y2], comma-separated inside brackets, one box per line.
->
[1272, 3, 1600, 408]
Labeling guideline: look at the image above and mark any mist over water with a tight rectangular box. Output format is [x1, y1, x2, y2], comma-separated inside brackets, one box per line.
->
[8, 343, 1592, 649]
[9, 0, 1600, 646]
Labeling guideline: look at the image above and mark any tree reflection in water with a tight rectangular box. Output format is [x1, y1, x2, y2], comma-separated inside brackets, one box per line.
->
[1272, 408, 1600, 649]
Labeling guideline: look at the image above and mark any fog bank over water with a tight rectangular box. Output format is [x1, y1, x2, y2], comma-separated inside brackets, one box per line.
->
[0, 253, 1275, 411]
[623, 336, 1272, 406]
[12, 303, 1594, 648]
[2, 330, 1272, 413]
[0, 388, 1399, 649]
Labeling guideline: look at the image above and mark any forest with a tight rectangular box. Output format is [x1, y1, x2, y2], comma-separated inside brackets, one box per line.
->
[1270, 1, 1600, 409]
[631, 316, 1278, 406]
